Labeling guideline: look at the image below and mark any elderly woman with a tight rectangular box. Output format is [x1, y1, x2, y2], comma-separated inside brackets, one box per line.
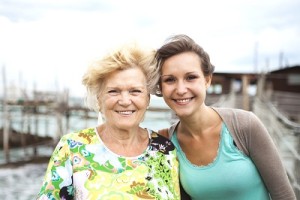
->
[37, 43, 180, 200]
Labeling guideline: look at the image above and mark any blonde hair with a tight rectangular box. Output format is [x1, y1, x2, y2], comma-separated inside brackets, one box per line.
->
[82, 42, 159, 112]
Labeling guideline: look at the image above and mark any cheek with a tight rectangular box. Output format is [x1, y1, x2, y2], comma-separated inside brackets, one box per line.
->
[100, 97, 115, 110]
[135, 96, 150, 109]
[161, 83, 173, 95]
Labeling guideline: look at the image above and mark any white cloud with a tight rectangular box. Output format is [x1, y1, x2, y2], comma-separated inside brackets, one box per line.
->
[0, 0, 299, 97]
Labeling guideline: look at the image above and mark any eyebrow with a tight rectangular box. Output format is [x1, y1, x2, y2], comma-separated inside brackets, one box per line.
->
[161, 75, 172, 77]
[161, 71, 199, 77]
[105, 85, 146, 90]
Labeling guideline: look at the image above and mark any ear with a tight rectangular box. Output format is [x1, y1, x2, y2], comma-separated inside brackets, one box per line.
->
[205, 75, 212, 89]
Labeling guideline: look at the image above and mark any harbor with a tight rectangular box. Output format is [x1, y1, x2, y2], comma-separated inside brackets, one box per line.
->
[1, 66, 300, 199]
[0, 92, 173, 165]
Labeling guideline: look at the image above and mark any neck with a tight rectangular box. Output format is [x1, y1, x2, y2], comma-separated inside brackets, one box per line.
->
[178, 106, 221, 137]
[97, 124, 149, 156]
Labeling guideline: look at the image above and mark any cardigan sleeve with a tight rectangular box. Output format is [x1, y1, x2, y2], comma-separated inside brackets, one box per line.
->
[234, 110, 296, 200]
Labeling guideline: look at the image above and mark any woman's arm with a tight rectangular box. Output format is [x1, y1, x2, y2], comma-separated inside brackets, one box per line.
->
[247, 112, 296, 200]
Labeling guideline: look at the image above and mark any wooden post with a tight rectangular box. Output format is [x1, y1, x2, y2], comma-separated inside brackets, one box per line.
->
[19, 71, 27, 156]
[20, 104, 27, 156]
[2, 65, 10, 163]
[242, 75, 249, 111]
[45, 113, 49, 137]
[33, 85, 38, 156]
[34, 105, 39, 156]
[256, 73, 266, 100]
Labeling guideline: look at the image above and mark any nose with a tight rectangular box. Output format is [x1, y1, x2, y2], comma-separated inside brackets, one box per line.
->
[118, 92, 132, 106]
[176, 80, 187, 95]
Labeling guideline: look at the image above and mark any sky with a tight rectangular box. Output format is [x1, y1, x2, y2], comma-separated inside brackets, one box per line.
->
[1, 0, 300, 98]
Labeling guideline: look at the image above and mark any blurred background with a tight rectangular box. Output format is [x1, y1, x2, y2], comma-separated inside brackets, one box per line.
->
[1, 0, 299, 199]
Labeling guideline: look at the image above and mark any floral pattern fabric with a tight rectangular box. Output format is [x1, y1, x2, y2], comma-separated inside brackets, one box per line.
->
[37, 128, 180, 200]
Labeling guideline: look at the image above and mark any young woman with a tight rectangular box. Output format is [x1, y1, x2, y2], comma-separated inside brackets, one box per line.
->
[155, 34, 296, 200]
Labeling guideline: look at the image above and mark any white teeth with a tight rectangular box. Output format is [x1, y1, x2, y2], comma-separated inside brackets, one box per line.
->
[118, 111, 133, 114]
[176, 98, 191, 103]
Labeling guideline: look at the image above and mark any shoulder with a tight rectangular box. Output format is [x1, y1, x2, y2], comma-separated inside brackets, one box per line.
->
[149, 129, 172, 142]
[157, 121, 180, 139]
[148, 129, 176, 154]
[60, 127, 98, 145]
[212, 107, 258, 126]
[214, 107, 262, 130]
[212, 107, 260, 156]
[212, 107, 253, 118]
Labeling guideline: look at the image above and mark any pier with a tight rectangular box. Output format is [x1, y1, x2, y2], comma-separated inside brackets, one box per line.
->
[206, 66, 300, 198]
[208, 91, 300, 198]
[1, 65, 300, 198]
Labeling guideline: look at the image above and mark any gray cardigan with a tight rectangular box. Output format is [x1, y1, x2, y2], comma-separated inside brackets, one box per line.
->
[164, 107, 296, 200]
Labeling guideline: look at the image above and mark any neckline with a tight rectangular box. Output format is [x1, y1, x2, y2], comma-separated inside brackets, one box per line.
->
[94, 127, 152, 159]
[173, 123, 224, 169]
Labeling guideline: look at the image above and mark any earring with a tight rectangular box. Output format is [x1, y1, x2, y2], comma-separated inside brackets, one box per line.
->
[156, 85, 161, 95]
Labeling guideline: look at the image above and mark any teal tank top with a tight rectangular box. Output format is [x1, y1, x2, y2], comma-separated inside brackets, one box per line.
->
[171, 123, 270, 200]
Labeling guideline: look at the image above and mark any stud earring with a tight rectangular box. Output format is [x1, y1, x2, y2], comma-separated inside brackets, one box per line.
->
[156, 85, 161, 95]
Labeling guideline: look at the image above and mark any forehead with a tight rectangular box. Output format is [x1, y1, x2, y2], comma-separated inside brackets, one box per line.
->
[162, 52, 202, 73]
[104, 67, 147, 87]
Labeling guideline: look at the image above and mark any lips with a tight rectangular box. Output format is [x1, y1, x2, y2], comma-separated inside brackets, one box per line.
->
[116, 110, 135, 115]
[173, 97, 193, 104]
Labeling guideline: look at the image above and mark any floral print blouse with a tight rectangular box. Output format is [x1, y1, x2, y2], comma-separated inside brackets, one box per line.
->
[37, 128, 180, 200]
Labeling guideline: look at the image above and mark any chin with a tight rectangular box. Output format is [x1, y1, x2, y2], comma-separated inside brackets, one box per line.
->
[117, 122, 141, 129]
[174, 110, 192, 118]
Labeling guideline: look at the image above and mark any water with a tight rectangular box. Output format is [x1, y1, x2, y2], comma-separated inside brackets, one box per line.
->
[1, 96, 171, 135]
[0, 163, 47, 200]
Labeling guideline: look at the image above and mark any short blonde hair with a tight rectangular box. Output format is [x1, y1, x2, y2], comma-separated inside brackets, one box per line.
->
[82, 42, 159, 112]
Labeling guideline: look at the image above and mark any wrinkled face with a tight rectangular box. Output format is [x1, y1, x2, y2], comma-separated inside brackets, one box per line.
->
[161, 52, 211, 118]
[100, 67, 150, 130]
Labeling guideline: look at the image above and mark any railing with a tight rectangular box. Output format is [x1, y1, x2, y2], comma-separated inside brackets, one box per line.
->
[211, 92, 300, 198]
[270, 91, 300, 123]
[253, 97, 300, 198]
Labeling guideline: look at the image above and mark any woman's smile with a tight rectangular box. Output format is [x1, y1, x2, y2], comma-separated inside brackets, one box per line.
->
[173, 97, 194, 104]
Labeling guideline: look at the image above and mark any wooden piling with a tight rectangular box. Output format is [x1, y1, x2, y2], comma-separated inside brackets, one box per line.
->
[2, 65, 10, 163]
[242, 75, 250, 111]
